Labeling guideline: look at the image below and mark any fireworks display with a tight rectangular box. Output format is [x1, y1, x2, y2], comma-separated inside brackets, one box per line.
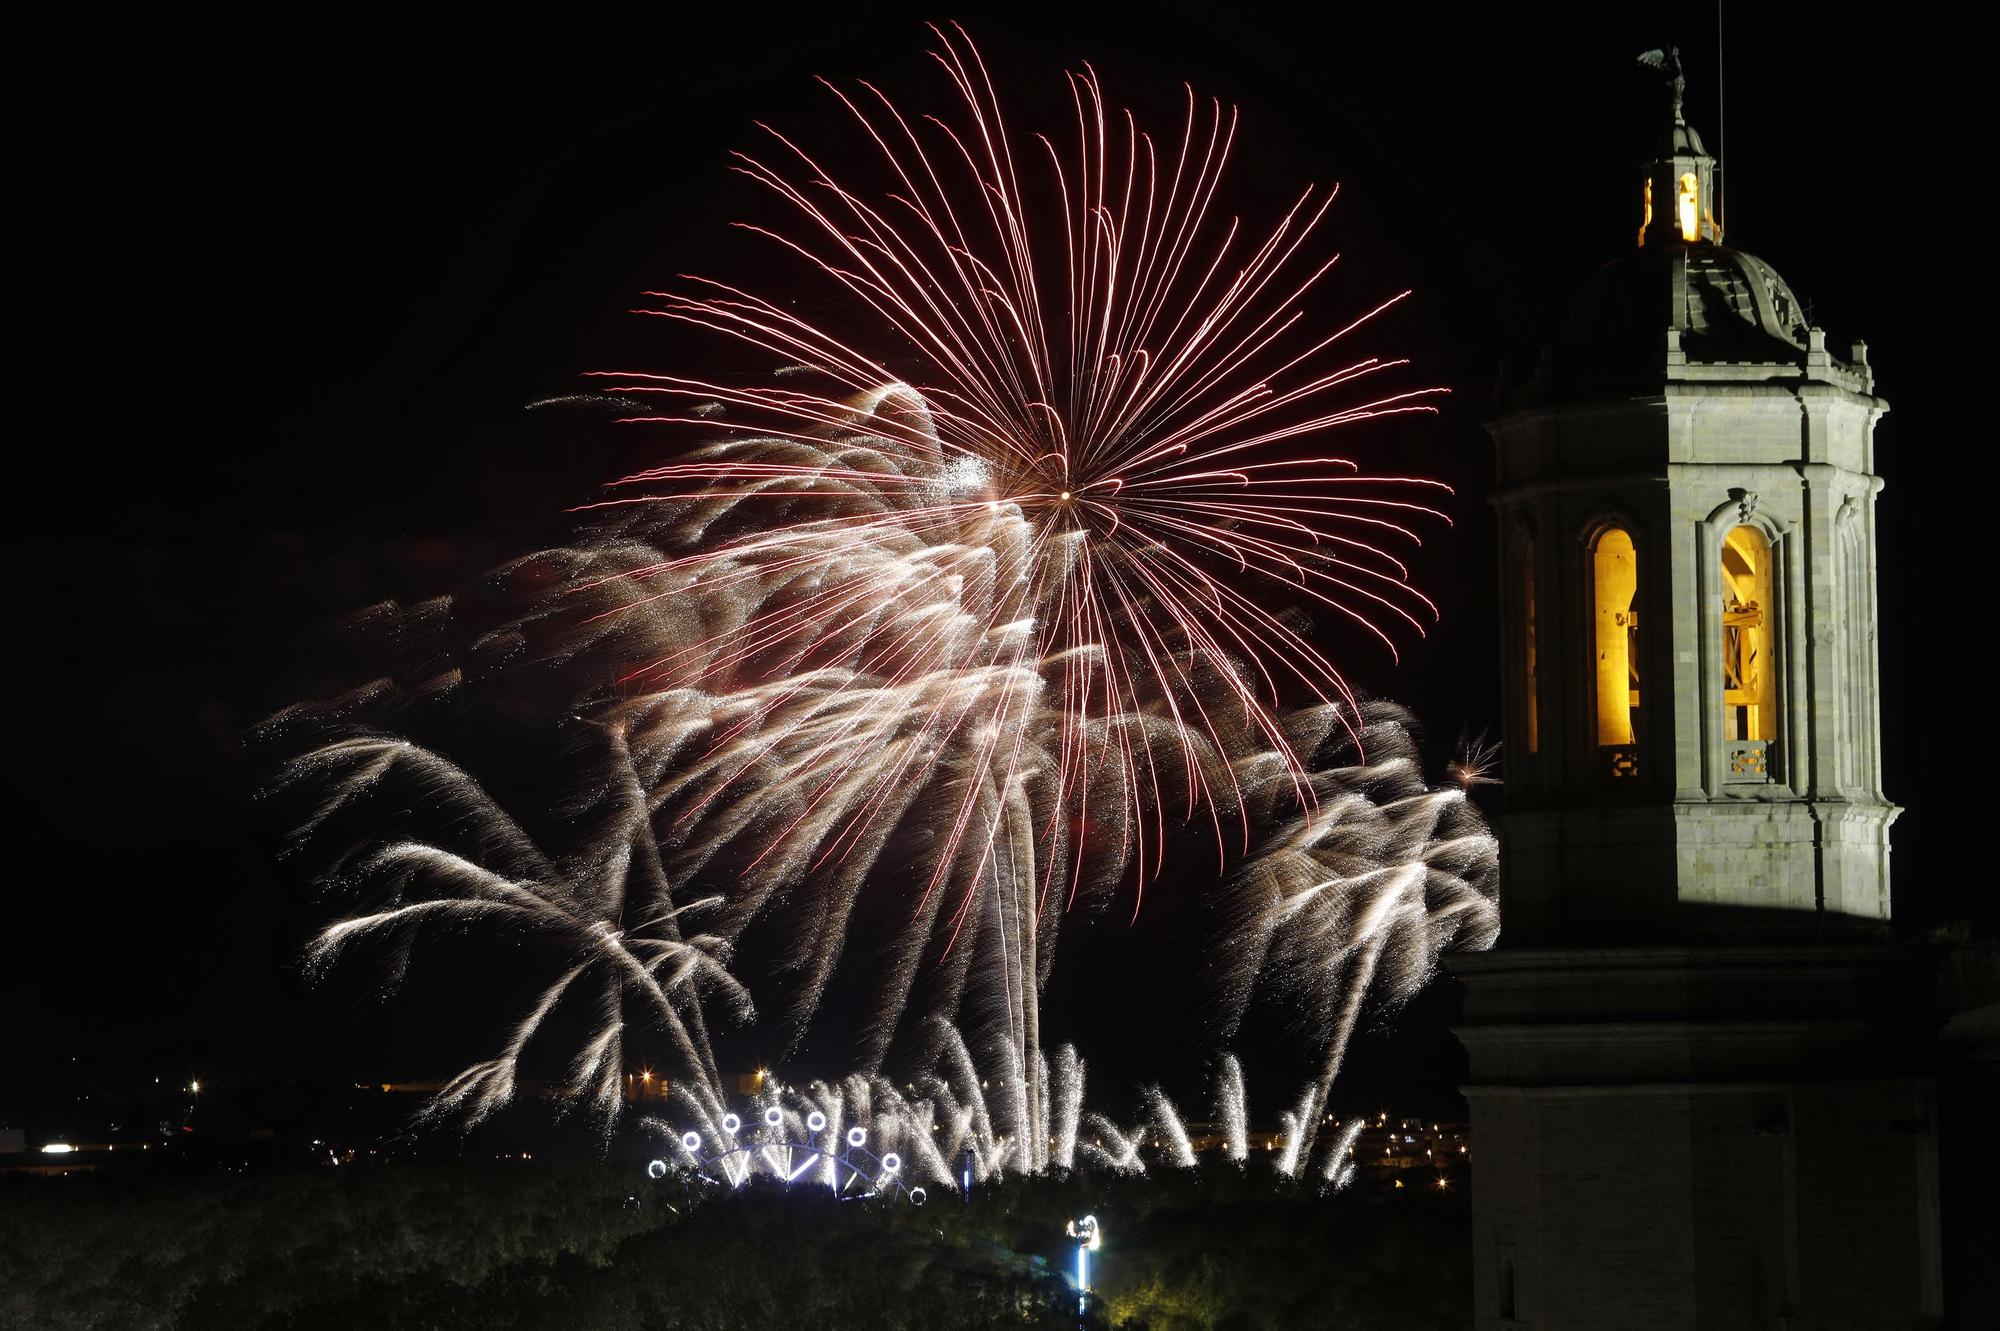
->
[268, 24, 1498, 1170]
[645, 1030, 1370, 1195]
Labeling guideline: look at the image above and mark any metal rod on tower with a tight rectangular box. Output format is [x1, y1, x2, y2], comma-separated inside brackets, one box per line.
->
[1717, 0, 1727, 234]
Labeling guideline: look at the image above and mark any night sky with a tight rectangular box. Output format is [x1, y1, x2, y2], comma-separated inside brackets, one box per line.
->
[4, 8, 1975, 1118]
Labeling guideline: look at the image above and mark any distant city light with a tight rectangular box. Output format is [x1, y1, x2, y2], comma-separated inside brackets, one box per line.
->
[39, 1143, 74, 1155]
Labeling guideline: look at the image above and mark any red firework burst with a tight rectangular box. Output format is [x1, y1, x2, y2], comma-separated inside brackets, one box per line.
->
[576, 23, 1452, 923]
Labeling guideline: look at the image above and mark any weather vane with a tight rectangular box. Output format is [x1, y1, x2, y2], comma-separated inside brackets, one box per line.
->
[1638, 46, 1686, 120]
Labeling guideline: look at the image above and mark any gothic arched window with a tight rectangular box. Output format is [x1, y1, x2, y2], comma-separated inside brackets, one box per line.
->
[1721, 526, 1776, 745]
[1591, 526, 1640, 777]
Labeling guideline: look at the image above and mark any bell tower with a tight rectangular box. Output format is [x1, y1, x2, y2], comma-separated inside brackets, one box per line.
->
[1455, 59, 1945, 1330]
[1488, 62, 1895, 943]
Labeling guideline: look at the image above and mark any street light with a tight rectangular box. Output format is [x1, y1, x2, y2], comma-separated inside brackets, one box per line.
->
[1066, 1214, 1102, 1313]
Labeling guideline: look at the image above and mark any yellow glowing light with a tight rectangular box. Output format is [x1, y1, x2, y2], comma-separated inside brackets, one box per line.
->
[1677, 172, 1699, 242]
[1722, 526, 1776, 743]
[190, 1081, 201, 1094]
[1592, 527, 1640, 749]
[640, 1070, 652, 1082]
[40, 1143, 75, 1154]
[1059, 490, 1071, 501]
[1639, 177, 1653, 246]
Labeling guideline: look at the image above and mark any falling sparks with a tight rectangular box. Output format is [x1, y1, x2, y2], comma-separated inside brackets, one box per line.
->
[275, 728, 751, 1129]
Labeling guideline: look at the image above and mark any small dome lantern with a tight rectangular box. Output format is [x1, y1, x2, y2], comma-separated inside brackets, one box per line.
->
[1636, 47, 1720, 247]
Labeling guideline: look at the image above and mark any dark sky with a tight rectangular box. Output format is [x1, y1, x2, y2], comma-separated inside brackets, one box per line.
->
[4, 7, 1976, 1113]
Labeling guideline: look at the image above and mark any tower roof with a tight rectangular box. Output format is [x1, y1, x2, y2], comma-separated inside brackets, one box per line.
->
[1547, 240, 1812, 390]
[1652, 117, 1711, 162]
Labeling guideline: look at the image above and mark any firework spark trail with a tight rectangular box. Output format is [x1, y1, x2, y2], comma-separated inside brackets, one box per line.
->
[1078, 1113, 1147, 1174]
[1219, 1052, 1248, 1161]
[1218, 702, 1499, 1143]
[1276, 1083, 1321, 1178]
[1142, 1085, 1198, 1168]
[1320, 1115, 1367, 1188]
[1051, 1043, 1085, 1169]
[272, 731, 751, 1129]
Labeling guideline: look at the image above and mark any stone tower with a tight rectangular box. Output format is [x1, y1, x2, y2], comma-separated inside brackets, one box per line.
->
[1489, 108, 1895, 941]
[1454, 73, 1945, 1329]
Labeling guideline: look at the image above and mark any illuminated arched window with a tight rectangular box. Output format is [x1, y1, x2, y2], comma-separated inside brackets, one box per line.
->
[1722, 527, 1776, 744]
[1676, 172, 1700, 242]
[1592, 527, 1640, 775]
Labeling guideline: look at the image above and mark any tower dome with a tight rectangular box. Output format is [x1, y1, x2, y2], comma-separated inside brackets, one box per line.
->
[1547, 241, 1815, 391]
[1653, 116, 1711, 162]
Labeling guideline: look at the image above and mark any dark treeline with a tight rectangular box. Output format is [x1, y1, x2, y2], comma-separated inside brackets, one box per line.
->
[1, 1163, 1466, 1329]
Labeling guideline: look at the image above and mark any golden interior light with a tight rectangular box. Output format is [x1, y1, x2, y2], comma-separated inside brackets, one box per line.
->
[1639, 177, 1653, 247]
[1677, 172, 1699, 242]
[1593, 528, 1639, 747]
[1721, 526, 1776, 742]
